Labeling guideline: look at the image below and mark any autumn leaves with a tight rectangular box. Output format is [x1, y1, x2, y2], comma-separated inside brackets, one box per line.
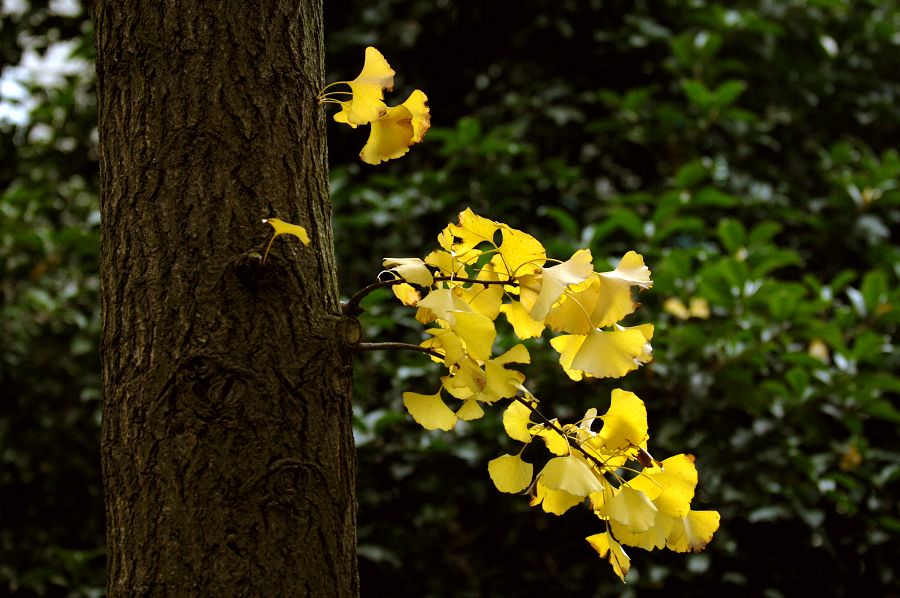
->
[378, 209, 719, 580]
[305, 48, 719, 582]
[318, 47, 430, 165]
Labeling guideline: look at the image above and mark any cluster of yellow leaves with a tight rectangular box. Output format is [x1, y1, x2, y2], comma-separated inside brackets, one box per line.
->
[318, 47, 430, 164]
[383, 209, 654, 432]
[378, 208, 718, 581]
[489, 389, 720, 582]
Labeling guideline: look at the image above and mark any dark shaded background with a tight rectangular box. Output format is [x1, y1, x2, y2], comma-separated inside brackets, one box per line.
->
[1, 0, 898, 595]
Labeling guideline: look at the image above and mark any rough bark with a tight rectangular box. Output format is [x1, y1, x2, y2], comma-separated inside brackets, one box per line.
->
[93, 1, 358, 595]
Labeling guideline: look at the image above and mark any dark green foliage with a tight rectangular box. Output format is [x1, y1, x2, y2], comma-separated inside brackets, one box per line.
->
[328, 1, 900, 595]
[1, 3, 102, 595]
[1, 0, 898, 595]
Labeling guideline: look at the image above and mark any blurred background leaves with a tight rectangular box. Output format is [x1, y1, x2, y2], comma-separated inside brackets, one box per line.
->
[1, 0, 898, 595]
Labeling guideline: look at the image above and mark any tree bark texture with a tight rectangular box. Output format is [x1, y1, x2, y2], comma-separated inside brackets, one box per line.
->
[93, 1, 358, 595]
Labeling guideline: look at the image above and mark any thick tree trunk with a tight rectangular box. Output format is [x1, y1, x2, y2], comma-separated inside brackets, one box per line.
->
[93, 1, 358, 595]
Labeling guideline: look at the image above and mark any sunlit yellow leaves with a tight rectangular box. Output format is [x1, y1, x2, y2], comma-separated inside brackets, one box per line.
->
[321, 47, 429, 164]
[482, 344, 530, 400]
[551, 326, 653, 380]
[539, 455, 605, 497]
[360, 90, 431, 165]
[261, 218, 310, 263]
[494, 232, 546, 281]
[391, 282, 421, 306]
[500, 301, 545, 339]
[456, 398, 484, 421]
[443, 345, 528, 405]
[447, 311, 496, 362]
[416, 288, 471, 323]
[383, 257, 434, 286]
[533, 425, 570, 456]
[544, 251, 652, 334]
[531, 480, 584, 515]
[445, 207, 500, 257]
[629, 454, 698, 516]
[402, 390, 457, 431]
[665, 510, 721, 552]
[328, 46, 394, 127]
[366, 210, 716, 581]
[586, 532, 631, 582]
[488, 454, 533, 493]
[456, 264, 505, 320]
[595, 389, 649, 452]
[503, 399, 536, 443]
[598, 485, 658, 533]
[520, 249, 594, 320]
[600, 250, 652, 289]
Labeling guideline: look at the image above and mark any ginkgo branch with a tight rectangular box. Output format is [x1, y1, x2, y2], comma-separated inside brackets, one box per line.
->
[356, 342, 443, 359]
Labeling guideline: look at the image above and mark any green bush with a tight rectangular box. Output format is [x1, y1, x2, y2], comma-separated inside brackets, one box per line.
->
[1, 0, 897, 595]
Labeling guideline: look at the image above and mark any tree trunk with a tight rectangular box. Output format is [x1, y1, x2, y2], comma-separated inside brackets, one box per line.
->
[93, 1, 358, 595]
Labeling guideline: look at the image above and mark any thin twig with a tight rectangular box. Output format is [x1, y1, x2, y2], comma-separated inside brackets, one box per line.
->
[343, 279, 404, 315]
[433, 275, 517, 286]
[356, 342, 443, 359]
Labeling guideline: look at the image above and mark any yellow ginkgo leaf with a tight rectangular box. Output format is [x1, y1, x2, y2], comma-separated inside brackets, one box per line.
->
[455, 263, 505, 320]
[480, 344, 529, 401]
[488, 454, 533, 494]
[520, 249, 594, 320]
[262, 218, 310, 263]
[495, 225, 546, 279]
[610, 514, 671, 552]
[360, 89, 430, 165]
[533, 425, 570, 456]
[456, 398, 485, 421]
[538, 455, 604, 498]
[551, 326, 652, 380]
[447, 311, 496, 362]
[328, 46, 395, 127]
[499, 301, 546, 340]
[545, 251, 651, 333]
[586, 531, 631, 582]
[424, 248, 473, 278]
[422, 327, 467, 367]
[403, 389, 458, 431]
[629, 454, 698, 516]
[531, 480, 584, 515]
[391, 282, 421, 306]
[443, 358, 487, 400]
[443, 344, 528, 404]
[591, 275, 641, 328]
[416, 288, 472, 323]
[665, 509, 721, 553]
[544, 276, 603, 335]
[599, 250, 652, 289]
[596, 389, 649, 451]
[503, 398, 536, 443]
[383, 257, 434, 286]
[444, 208, 501, 256]
[597, 485, 658, 533]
